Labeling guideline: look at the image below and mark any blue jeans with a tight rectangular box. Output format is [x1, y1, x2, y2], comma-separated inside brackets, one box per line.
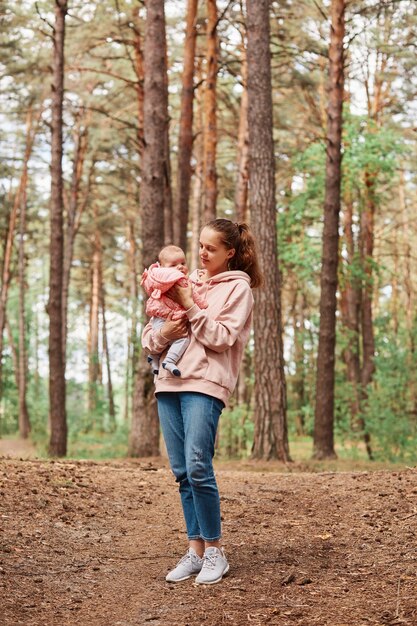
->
[156, 391, 224, 542]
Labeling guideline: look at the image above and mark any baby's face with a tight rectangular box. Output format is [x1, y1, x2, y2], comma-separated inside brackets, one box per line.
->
[160, 250, 188, 275]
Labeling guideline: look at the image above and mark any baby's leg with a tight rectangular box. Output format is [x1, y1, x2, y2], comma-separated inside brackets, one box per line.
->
[162, 337, 190, 377]
[148, 317, 165, 375]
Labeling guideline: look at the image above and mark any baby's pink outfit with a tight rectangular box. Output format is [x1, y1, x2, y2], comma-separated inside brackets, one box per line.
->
[140, 263, 208, 377]
[141, 263, 208, 319]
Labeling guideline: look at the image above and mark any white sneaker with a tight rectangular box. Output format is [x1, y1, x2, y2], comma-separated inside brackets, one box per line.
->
[195, 547, 230, 585]
[165, 548, 203, 583]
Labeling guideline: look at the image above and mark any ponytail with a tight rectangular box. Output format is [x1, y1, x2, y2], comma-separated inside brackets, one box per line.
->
[205, 219, 264, 288]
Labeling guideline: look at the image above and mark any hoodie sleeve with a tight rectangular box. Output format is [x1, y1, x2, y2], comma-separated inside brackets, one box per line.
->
[141, 320, 171, 354]
[186, 281, 253, 353]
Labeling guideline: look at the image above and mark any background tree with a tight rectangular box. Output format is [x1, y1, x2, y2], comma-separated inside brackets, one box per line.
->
[173, 0, 199, 251]
[203, 0, 218, 221]
[129, 0, 169, 457]
[313, 0, 345, 460]
[48, 0, 68, 457]
[247, 0, 290, 461]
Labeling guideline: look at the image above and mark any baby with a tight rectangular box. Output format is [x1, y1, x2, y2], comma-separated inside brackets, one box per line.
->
[141, 245, 207, 376]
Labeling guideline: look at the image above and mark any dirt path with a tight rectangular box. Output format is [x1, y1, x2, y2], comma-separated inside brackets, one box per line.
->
[1, 458, 416, 626]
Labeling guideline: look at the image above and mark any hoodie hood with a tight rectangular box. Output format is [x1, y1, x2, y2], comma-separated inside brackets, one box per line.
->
[189, 268, 250, 286]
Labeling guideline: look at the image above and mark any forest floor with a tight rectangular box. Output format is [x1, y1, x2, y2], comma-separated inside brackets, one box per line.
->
[1, 446, 416, 626]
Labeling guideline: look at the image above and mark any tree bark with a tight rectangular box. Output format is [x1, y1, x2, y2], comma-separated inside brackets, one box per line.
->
[190, 57, 204, 269]
[235, 37, 250, 223]
[100, 275, 116, 431]
[0, 103, 39, 401]
[48, 0, 68, 457]
[130, 0, 168, 457]
[313, 0, 345, 460]
[17, 109, 32, 439]
[360, 170, 376, 390]
[132, 5, 145, 153]
[203, 0, 218, 222]
[291, 288, 306, 437]
[340, 192, 361, 422]
[340, 190, 372, 458]
[88, 216, 101, 425]
[174, 0, 198, 251]
[62, 120, 90, 362]
[247, 0, 290, 461]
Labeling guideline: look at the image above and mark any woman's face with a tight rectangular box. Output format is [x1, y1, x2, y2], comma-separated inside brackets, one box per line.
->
[199, 227, 235, 277]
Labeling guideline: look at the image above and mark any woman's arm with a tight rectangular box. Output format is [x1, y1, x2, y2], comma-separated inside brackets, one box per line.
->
[142, 316, 188, 353]
[186, 282, 254, 353]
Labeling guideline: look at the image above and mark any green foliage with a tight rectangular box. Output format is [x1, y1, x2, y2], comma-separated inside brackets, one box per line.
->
[278, 142, 324, 283]
[0, 354, 19, 436]
[362, 318, 417, 462]
[67, 421, 129, 460]
[342, 112, 405, 198]
[217, 404, 254, 459]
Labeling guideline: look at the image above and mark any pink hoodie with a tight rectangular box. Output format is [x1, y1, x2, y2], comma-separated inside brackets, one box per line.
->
[142, 269, 254, 405]
[141, 263, 208, 320]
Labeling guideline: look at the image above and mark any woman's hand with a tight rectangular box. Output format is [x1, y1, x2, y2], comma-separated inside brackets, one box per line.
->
[167, 281, 194, 310]
[160, 316, 189, 341]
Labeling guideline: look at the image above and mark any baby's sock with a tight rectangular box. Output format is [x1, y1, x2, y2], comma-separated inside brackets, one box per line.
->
[147, 355, 159, 375]
[162, 361, 181, 377]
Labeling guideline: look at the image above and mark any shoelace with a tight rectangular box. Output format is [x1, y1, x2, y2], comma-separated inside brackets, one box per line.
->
[202, 552, 219, 570]
[177, 551, 201, 567]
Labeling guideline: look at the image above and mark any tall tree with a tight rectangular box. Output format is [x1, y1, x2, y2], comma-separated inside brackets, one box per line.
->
[247, 0, 290, 461]
[87, 209, 101, 422]
[313, 0, 345, 459]
[48, 0, 68, 457]
[203, 0, 218, 222]
[62, 116, 91, 362]
[174, 0, 198, 251]
[100, 277, 116, 431]
[130, 0, 168, 457]
[0, 101, 39, 407]
[234, 30, 249, 222]
[17, 106, 36, 439]
[190, 56, 204, 268]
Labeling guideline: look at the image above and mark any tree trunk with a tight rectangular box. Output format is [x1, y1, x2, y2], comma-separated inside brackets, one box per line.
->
[5, 317, 30, 439]
[203, 0, 218, 222]
[0, 103, 39, 400]
[163, 41, 173, 245]
[190, 57, 204, 269]
[360, 170, 376, 391]
[88, 221, 101, 425]
[174, 0, 198, 251]
[17, 111, 32, 439]
[340, 191, 373, 458]
[132, 5, 145, 153]
[235, 37, 249, 223]
[100, 276, 116, 431]
[400, 169, 417, 421]
[126, 217, 139, 420]
[48, 0, 68, 457]
[6, 319, 20, 389]
[291, 288, 306, 437]
[130, 0, 168, 457]
[312, 0, 345, 460]
[340, 193, 361, 421]
[0, 196, 19, 401]
[62, 121, 90, 362]
[247, 0, 290, 461]
[164, 101, 173, 245]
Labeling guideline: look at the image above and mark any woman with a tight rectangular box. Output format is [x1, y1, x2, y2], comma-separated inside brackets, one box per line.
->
[142, 218, 262, 585]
